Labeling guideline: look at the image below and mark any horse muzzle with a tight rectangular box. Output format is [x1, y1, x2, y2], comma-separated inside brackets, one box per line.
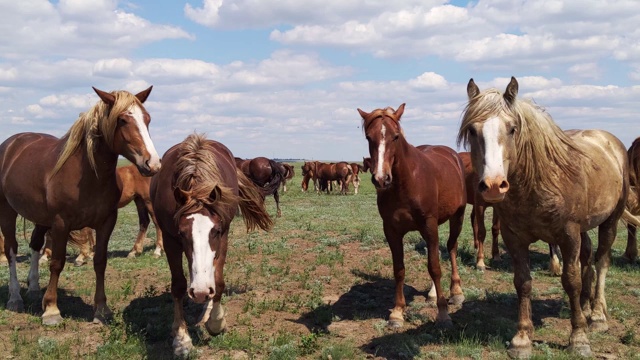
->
[479, 176, 509, 203]
[372, 174, 392, 189]
[188, 286, 215, 304]
[137, 157, 161, 177]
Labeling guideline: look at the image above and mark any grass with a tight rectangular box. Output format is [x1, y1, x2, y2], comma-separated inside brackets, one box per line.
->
[1, 161, 640, 359]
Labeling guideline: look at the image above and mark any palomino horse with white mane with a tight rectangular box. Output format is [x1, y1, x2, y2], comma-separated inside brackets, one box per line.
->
[358, 104, 466, 328]
[151, 134, 272, 356]
[0, 86, 160, 325]
[459, 77, 628, 358]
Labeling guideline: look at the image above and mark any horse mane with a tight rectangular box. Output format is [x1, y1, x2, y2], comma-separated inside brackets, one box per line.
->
[52, 90, 143, 177]
[361, 107, 401, 134]
[458, 89, 584, 195]
[173, 133, 238, 225]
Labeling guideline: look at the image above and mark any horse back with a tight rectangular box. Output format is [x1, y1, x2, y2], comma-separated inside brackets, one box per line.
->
[415, 145, 467, 213]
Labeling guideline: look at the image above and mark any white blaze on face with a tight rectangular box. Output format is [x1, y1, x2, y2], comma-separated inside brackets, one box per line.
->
[187, 214, 216, 293]
[481, 117, 505, 180]
[375, 124, 386, 178]
[128, 104, 160, 169]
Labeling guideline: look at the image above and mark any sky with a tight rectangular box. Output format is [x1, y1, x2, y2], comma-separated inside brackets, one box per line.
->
[2, 0, 640, 161]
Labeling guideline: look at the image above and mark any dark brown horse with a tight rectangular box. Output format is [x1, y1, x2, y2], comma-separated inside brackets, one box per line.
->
[362, 157, 373, 173]
[0, 86, 160, 325]
[239, 157, 284, 217]
[358, 103, 466, 328]
[315, 161, 353, 195]
[151, 134, 272, 357]
[459, 77, 628, 358]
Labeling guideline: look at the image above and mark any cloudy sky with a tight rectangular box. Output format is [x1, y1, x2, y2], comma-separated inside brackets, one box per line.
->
[2, 0, 640, 161]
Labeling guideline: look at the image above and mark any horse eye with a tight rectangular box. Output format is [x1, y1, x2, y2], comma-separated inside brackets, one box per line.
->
[118, 117, 127, 126]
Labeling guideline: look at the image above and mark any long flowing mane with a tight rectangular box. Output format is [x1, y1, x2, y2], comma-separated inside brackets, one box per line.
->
[173, 133, 238, 225]
[457, 89, 584, 195]
[52, 91, 143, 176]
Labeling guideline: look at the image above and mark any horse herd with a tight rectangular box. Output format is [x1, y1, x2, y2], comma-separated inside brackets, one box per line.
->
[1, 78, 640, 358]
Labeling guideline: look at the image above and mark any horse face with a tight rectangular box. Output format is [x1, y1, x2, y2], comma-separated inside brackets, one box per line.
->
[464, 80, 518, 202]
[102, 87, 161, 176]
[359, 105, 404, 189]
[177, 208, 221, 304]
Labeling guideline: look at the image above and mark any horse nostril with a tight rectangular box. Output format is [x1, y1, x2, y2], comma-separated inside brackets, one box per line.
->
[499, 180, 509, 189]
[208, 287, 215, 298]
[478, 181, 489, 193]
[145, 159, 150, 168]
[188, 288, 195, 299]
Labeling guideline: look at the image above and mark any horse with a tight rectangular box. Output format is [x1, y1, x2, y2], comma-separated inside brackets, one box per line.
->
[620, 137, 640, 262]
[348, 163, 363, 194]
[362, 157, 373, 173]
[239, 157, 284, 217]
[150, 133, 272, 357]
[301, 161, 318, 192]
[458, 77, 628, 358]
[459, 152, 563, 275]
[358, 103, 467, 328]
[39, 163, 164, 263]
[315, 161, 353, 195]
[280, 163, 295, 192]
[0, 86, 160, 325]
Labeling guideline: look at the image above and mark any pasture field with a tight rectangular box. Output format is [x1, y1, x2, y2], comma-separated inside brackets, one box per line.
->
[1, 161, 640, 359]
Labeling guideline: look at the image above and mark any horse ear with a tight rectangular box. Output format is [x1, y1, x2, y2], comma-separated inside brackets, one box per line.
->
[504, 76, 518, 105]
[467, 78, 480, 99]
[395, 103, 406, 119]
[357, 108, 369, 119]
[93, 87, 115, 106]
[173, 187, 188, 204]
[135, 86, 153, 103]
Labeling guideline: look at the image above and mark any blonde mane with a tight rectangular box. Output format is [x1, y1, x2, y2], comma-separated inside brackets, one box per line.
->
[52, 90, 143, 176]
[173, 133, 238, 225]
[458, 89, 584, 195]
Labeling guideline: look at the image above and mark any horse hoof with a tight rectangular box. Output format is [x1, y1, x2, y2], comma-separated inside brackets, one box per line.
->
[205, 317, 227, 336]
[74, 260, 85, 267]
[0, 255, 7, 265]
[126, 251, 138, 259]
[589, 320, 608, 332]
[7, 299, 24, 312]
[449, 294, 465, 306]
[507, 345, 532, 359]
[387, 319, 404, 328]
[152, 249, 162, 259]
[476, 264, 486, 272]
[568, 343, 592, 358]
[42, 313, 63, 326]
[172, 337, 193, 358]
[435, 318, 453, 329]
[93, 309, 113, 325]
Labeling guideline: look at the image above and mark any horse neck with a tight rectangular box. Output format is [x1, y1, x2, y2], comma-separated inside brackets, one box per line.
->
[80, 139, 119, 181]
[390, 137, 417, 180]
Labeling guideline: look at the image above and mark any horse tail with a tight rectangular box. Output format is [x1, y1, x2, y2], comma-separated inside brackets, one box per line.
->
[235, 168, 273, 232]
[259, 159, 283, 196]
[622, 208, 640, 227]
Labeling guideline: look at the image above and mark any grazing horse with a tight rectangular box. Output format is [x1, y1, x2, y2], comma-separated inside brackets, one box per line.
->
[315, 161, 353, 195]
[459, 152, 563, 275]
[301, 161, 318, 192]
[362, 157, 373, 173]
[240, 157, 284, 217]
[358, 104, 466, 328]
[39, 163, 164, 263]
[0, 86, 160, 325]
[280, 163, 295, 192]
[151, 134, 272, 357]
[348, 163, 363, 194]
[459, 77, 628, 358]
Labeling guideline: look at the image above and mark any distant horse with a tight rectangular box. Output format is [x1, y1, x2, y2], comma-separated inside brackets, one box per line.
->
[315, 161, 353, 195]
[150, 134, 272, 357]
[280, 163, 295, 192]
[362, 157, 373, 173]
[459, 152, 562, 275]
[348, 163, 363, 194]
[0, 86, 160, 325]
[39, 163, 164, 263]
[358, 104, 466, 328]
[459, 77, 627, 358]
[240, 157, 284, 217]
[301, 161, 318, 192]
[622, 137, 640, 262]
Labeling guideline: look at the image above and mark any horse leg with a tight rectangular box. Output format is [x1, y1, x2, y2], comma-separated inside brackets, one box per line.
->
[27, 225, 47, 299]
[579, 232, 594, 320]
[205, 232, 228, 336]
[491, 211, 501, 261]
[1, 207, 22, 312]
[128, 197, 150, 258]
[92, 213, 117, 324]
[447, 206, 465, 305]
[624, 223, 637, 262]
[503, 228, 534, 359]
[39, 231, 52, 265]
[74, 228, 94, 267]
[384, 224, 406, 328]
[419, 218, 451, 327]
[165, 235, 192, 357]
[589, 216, 618, 333]
[274, 190, 282, 218]
[0, 233, 6, 265]
[41, 222, 70, 325]
[148, 202, 164, 258]
[474, 204, 487, 271]
[548, 244, 562, 276]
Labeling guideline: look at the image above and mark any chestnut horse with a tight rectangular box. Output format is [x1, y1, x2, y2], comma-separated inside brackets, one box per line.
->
[348, 163, 363, 194]
[239, 157, 284, 217]
[0, 86, 160, 325]
[459, 152, 562, 275]
[362, 157, 373, 173]
[459, 77, 628, 358]
[39, 163, 165, 263]
[358, 104, 466, 328]
[301, 161, 317, 192]
[151, 134, 272, 356]
[315, 161, 353, 195]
